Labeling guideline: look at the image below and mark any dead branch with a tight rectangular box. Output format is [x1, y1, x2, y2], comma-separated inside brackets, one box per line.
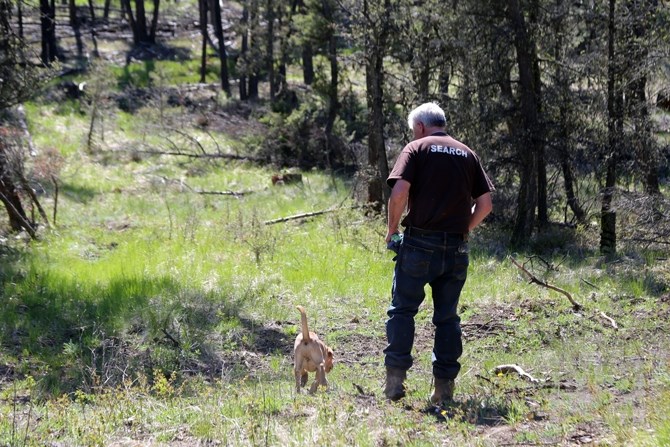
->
[51, 175, 59, 226]
[509, 255, 583, 310]
[19, 177, 50, 228]
[161, 329, 180, 348]
[581, 278, 600, 289]
[264, 205, 362, 225]
[526, 254, 561, 272]
[165, 128, 208, 155]
[475, 373, 495, 384]
[111, 148, 264, 162]
[493, 364, 541, 383]
[150, 175, 261, 197]
[264, 209, 335, 225]
[0, 190, 36, 239]
[196, 189, 257, 197]
[510, 256, 620, 329]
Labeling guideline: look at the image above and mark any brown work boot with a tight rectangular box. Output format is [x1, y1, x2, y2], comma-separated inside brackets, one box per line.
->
[384, 367, 407, 401]
[430, 377, 454, 405]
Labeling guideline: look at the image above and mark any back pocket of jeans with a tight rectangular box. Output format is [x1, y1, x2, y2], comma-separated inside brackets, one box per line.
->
[454, 250, 469, 281]
[400, 244, 432, 278]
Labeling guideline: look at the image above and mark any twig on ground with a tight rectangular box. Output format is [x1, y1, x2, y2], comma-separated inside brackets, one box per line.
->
[264, 205, 363, 225]
[509, 255, 583, 310]
[475, 374, 495, 384]
[581, 278, 600, 289]
[196, 189, 257, 197]
[510, 256, 619, 329]
[353, 383, 372, 396]
[161, 329, 180, 348]
[526, 254, 561, 272]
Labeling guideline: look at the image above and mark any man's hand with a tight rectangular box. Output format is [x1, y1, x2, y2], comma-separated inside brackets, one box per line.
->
[386, 233, 403, 253]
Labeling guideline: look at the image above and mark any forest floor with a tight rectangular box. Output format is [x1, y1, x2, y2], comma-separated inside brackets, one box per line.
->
[3, 5, 670, 447]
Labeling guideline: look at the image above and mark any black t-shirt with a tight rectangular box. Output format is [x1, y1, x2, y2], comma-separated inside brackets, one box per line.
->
[387, 132, 494, 233]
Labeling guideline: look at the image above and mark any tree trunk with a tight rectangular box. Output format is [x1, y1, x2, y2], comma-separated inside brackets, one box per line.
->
[87, 0, 99, 56]
[537, 142, 547, 226]
[553, 0, 585, 224]
[302, 42, 314, 85]
[560, 154, 585, 224]
[199, 0, 208, 83]
[414, 32, 431, 101]
[17, 0, 24, 38]
[630, 73, 659, 195]
[68, 0, 84, 58]
[276, 0, 298, 94]
[627, 0, 659, 196]
[363, 0, 391, 211]
[247, 0, 259, 99]
[149, 0, 160, 43]
[600, 0, 620, 255]
[103, 0, 111, 20]
[123, 0, 153, 44]
[321, 0, 337, 135]
[438, 62, 450, 107]
[134, 0, 148, 43]
[122, 0, 138, 42]
[211, 0, 231, 96]
[87, 0, 96, 22]
[296, 0, 313, 85]
[40, 0, 58, 63]
[266, 0, 276, 100]
[319, 0, 338, 169]
[507, 0, 542, 246]
[239, 4, 248, 100]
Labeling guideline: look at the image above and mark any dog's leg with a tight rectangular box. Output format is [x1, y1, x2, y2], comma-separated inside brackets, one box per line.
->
[318, 362, 329, 388]
[294, 360, 304, 392]
[309, 363, 327, 393]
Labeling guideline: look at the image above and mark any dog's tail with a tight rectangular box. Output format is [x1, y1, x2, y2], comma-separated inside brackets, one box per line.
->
[296, 305, 311, 343]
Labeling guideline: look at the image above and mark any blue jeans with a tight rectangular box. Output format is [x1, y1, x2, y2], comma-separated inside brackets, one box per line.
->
[384, 228, 469, 380]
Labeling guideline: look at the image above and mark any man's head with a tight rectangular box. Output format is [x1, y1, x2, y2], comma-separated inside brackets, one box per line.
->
[407, 102, 447, 140]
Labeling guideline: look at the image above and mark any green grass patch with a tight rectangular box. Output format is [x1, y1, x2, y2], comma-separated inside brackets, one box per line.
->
[3, 82, 670, 446]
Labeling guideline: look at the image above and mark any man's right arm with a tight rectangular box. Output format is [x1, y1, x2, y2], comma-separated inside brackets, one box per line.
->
[386, 179, 410, 242]
[468, 192, 492, 232]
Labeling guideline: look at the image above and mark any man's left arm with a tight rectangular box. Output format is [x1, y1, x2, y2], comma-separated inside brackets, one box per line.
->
[468, 192, 492, 232]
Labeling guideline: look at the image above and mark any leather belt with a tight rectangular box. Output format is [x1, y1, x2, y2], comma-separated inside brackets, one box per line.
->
[405, 227, 468, 241]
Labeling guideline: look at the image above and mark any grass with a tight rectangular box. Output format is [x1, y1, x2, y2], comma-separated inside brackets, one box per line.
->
[2, 99, 670, 446]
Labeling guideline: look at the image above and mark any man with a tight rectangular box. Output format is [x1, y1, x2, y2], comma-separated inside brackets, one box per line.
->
[383, 102, 494, 404]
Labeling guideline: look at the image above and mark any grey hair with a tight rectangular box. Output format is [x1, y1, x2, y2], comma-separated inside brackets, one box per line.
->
[407, 102, 447, 129]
